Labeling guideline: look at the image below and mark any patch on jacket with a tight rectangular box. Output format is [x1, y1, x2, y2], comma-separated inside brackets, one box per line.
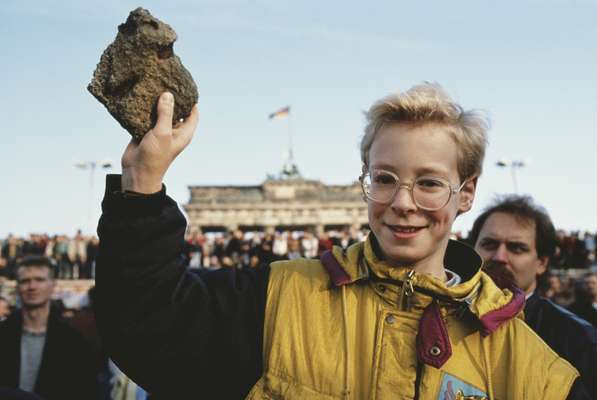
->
[438, 373, 487, 400]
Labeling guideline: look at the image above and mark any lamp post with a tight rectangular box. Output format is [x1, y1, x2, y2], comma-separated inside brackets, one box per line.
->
[74, 159, 113, 232]
[496, 159, 526, 193]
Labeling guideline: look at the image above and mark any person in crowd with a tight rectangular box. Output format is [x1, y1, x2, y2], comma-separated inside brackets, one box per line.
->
[184, 231, 206, 269]
[255, 232, 275, 265]
[0, 256, 98, 399]
[331, 227, 357, 250]
[0, 296, 11, 321]
[301, 230, 319, 259]
[272, 231, 288, 257]
[96, 85, 587, 399]
[21, 235, 46, 257]
[469, 195, 597, 398]
[571, 232, 590, 269]
[569, 271, 597, 327]
[212, 236, 226, 261]
[247, 255, 261, 270]
[286, 238, 302, 260]
[221, 255, 234, 268]
[584, 232, 596, 265]
[540, 272, 572, 306]
[1, 234, 22, 279]
[317, 231, 333, 257]
[206, 255, 221, 270]
[543, 273, 562, 299]
[238, 240, 253, 268]
[225, 229, 244, 261]
[52, 235, 71, 279]
[85, 236, 100, 279]
[67, 230, 87, 279]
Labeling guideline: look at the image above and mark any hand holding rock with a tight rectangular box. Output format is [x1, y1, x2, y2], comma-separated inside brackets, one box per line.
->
[121, 92, 198, 194]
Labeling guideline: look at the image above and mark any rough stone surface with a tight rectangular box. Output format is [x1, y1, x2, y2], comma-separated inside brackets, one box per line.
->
[88, 7, 198, 139]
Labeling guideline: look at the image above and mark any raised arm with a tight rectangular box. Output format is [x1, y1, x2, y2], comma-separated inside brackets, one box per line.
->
[95, 93, 269, 398]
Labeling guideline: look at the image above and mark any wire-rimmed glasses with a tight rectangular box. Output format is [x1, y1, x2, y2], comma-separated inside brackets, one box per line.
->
[359, 168, 466, 211]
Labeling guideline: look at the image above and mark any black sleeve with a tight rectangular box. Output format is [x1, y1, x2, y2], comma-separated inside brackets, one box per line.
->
[566, 378, 592, 400]
[0, 388, 45, 400]
[95, 175, 270, 399]
[68, 327, 100, 400]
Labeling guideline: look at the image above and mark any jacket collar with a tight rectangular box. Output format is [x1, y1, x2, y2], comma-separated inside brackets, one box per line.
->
[321, 234, 525, 334]
[323, 234, 482, 288]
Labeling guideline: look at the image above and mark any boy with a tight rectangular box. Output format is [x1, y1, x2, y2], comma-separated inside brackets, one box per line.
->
[96, 84, 585, 399]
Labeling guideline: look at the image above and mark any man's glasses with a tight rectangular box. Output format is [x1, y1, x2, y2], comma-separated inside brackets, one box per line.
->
[359, 168, 466, 211]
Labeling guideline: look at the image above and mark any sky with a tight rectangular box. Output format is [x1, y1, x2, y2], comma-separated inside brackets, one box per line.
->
[1, 0, 596, 238]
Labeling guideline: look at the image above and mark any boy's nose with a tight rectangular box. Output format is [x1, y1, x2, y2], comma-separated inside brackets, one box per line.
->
[391, 185, 417, 213]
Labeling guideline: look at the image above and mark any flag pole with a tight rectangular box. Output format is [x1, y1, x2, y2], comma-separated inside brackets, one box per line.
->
[268, 106, 295, 177]
[288, 108, 293, 166]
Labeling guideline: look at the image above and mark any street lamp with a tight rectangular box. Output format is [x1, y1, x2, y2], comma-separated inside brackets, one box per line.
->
[74, 159, 113, 231]
[496, 159, 526, 193]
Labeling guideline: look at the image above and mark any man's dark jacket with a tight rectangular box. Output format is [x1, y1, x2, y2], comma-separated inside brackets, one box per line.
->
[568, 300, 597, 328]
[0, 306, 98, 400]
[525, 292, 597, 399]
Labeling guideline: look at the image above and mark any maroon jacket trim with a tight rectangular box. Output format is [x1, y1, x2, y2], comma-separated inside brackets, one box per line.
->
[478, 287, 525, 337]
[416, 301, 452, 368]
[320, 250, 352, 286]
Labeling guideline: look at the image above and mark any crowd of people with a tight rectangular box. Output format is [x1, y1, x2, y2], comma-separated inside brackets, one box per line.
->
[2, 224, 595, 323]
[1, 226, 595, 281]
[181, 227, 365, 270]
[0, 231, 99, 281]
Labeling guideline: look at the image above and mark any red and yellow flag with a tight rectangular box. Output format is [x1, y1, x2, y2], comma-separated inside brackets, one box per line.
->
[268, 106, 290, 120]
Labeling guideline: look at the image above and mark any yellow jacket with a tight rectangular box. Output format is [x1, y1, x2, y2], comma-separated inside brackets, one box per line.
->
[247, 238, 578, 400]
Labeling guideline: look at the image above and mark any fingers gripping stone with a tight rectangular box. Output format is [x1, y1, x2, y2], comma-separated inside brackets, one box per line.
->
[88, 7, 199, 139]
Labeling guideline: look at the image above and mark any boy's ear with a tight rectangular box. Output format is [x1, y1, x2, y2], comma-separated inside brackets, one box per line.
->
[458, 176, 478, 215]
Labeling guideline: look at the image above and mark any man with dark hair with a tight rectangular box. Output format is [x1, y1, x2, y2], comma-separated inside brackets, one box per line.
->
[0, 256, 98, 400]
[469, 195, 597, 398]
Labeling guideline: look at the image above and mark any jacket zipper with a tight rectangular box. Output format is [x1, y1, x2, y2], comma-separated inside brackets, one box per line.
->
[372, 274, 473, 307]
[400, 270, 416, 311]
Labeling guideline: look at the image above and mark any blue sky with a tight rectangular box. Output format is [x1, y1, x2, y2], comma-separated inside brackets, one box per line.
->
[1, 0, 596, 237]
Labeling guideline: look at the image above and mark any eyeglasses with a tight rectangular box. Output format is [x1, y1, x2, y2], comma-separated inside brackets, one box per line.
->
[359, 168, 466, 211]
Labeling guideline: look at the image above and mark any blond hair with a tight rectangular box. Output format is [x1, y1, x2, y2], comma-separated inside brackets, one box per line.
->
[361, 82, 490, 180]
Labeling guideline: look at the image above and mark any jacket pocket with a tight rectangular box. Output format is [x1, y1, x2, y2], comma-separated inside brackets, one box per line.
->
[246, 371, 342, 400]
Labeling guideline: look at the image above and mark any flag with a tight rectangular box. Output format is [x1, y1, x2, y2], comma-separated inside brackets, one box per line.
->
[268, 106, 290, 120]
